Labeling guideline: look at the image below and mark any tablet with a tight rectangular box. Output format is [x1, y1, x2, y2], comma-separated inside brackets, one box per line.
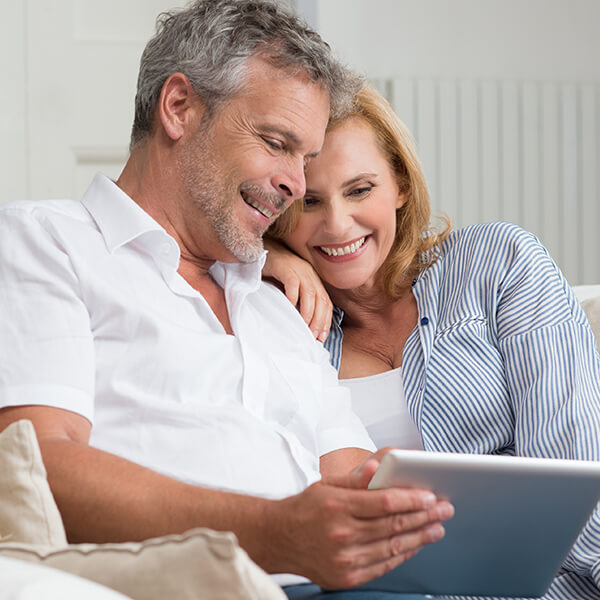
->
[357, 449, 600, 598]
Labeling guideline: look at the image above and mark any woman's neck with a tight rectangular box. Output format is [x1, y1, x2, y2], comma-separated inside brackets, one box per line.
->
[331, 277, 419, 378]
[327, 278, 412, 330]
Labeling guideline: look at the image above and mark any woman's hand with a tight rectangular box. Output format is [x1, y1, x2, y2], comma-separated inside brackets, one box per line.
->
[263, 238, 333, 341]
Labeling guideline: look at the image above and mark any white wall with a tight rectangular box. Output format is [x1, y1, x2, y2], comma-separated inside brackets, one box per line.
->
[0, 0, 182, 203]
[296, 0, 600, 284]
[297, 0, 600, 81]
[0, 2, 28, 201]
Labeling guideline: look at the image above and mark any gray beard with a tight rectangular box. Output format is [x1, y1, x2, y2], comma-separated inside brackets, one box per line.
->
[204, 195, 265, 264]
[179, 129, 265, 264]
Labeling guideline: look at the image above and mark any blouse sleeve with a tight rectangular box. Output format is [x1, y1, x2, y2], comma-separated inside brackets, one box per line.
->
[495, 224, 600, 589]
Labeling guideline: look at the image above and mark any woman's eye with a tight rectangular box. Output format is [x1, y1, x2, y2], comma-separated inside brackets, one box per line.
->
[303, 196, 319, 208]
[348, 185, 372, 197]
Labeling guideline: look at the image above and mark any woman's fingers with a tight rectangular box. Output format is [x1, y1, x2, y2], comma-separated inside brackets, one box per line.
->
[312, 290, 333, 341]
[300, 286, 333, 340]
[283, 274, 300, 307]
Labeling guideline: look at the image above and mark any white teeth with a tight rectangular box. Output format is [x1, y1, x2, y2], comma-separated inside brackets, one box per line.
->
[319, 237, 366, 256]
[242, 193, 274, 218]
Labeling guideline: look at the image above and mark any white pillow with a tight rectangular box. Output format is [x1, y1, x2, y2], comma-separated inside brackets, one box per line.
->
[572, 285, 600, 303]
[581, 296, 600, 351]
[0, 555, 131, 600]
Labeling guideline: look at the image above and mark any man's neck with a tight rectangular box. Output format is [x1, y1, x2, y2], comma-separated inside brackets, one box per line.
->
[117, 147, 218, 279]
[116, 147, 234, 333]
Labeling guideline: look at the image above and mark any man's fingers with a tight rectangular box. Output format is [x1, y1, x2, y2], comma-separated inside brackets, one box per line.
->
[354, 502, 453, 544]
[347, 486, 440, 518]
[359, 520, 444, 566]
[318, 523, 445, 589]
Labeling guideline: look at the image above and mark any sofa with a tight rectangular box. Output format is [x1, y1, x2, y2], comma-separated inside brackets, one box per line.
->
[0, 287, 599, 599]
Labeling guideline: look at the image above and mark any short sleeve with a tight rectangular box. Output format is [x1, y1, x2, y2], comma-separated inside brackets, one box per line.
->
[314, 343, 376, 456]
[0, 208, 95, 421]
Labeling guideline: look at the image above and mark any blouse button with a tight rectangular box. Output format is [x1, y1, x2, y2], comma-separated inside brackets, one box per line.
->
[420, 317, 429, 326]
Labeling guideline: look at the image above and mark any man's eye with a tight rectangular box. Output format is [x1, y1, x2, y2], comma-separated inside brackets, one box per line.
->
[264, 137, 283, 150]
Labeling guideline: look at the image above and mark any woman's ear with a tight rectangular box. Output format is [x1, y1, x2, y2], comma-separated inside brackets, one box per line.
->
[158, 73, 204, 141]
[396, 191, 407, 209]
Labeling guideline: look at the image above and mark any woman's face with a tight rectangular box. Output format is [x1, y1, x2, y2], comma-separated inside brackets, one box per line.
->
[282, 117, 405, 291]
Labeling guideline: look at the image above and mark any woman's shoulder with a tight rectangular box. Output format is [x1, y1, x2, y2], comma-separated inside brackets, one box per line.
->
[446, 221, 537, 249]
[425, 221, 561, 292]
[439, 221, 546, 268]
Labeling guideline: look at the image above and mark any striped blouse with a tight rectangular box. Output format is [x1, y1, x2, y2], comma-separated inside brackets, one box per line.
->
[324, 222, 600, 599]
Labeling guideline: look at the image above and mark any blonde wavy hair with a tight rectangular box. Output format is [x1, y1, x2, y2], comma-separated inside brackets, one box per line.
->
[269, 83, 450, 299]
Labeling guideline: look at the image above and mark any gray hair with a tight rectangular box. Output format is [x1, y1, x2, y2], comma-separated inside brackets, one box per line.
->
[130, 0, 362, 149]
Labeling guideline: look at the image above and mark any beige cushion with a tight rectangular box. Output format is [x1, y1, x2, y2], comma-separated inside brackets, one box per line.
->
[0, 419, 285, 599]
[0, 420, 67, 546]
[0, 555, 132, 600]
[581, 296, 600, 352]
[0, 529, 286, 600]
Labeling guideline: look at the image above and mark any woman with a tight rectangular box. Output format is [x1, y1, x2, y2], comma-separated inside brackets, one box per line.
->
[266, 85, 600, 598]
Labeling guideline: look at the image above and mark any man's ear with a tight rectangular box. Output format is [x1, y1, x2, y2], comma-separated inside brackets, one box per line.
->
[158, 73, 204, 141]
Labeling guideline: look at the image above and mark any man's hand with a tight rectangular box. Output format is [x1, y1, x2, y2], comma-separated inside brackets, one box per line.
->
[263, 238, 332, 342]
[264, 448, 454, 589]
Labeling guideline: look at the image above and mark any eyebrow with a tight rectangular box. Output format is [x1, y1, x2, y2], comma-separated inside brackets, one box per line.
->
[305, 173, 379, 195]
[341, 173, 378, 187]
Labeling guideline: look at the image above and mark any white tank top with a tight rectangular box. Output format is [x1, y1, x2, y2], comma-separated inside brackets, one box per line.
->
[340, 367, 423, 450]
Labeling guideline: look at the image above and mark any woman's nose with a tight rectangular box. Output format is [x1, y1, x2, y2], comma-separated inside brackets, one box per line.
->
[323, 202, 352, 236]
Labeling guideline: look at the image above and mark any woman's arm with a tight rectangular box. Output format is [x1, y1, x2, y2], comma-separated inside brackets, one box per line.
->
[263, 238, 333, 341]
[493, 226, 600, 590]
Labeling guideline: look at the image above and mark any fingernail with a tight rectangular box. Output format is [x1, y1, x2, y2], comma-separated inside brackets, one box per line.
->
[427, 523, 445, 542]
[437, 502, 455, 520]
[317, 331, 328, 342]
[421, 492, 436, 508]
[311, 329, 319, 338]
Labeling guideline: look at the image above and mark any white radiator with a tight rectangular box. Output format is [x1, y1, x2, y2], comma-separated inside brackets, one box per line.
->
[372, 78, 600, 285]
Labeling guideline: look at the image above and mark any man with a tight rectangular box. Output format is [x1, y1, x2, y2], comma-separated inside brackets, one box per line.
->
[0, 1, 452, 595]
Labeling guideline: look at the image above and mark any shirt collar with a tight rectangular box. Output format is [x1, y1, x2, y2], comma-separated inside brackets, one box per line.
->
[82, 172, 266, 292]
[209, 252, 266, 295]
[331, 304, 345, 329]
[81, 173, 166, 253]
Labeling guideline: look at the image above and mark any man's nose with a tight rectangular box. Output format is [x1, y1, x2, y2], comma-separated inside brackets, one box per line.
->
[272, 161, 306, 202]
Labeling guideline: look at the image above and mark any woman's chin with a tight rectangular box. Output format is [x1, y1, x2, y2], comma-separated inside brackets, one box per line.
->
[320, 271, 376, 292]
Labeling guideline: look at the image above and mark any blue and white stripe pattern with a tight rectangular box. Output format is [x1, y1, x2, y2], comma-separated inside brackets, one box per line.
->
[325, 222, 600, 599]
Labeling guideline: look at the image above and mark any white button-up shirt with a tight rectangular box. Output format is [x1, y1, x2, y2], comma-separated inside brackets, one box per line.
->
[0, 174, 374, 500]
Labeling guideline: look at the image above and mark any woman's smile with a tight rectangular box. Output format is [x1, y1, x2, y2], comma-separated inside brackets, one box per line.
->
[283, 117, 405, 291]
[316, 235, 369, 259]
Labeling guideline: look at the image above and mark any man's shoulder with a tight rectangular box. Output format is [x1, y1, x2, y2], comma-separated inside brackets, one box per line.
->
[0, 198, 91, 228]
[255, 279, 320, 341]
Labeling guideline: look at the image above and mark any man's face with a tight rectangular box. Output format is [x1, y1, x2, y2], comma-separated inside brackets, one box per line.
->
[179, 56, 330, 263]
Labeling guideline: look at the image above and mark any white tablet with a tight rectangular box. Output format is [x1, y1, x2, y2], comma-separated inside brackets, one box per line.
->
[357, 449, 600, 598]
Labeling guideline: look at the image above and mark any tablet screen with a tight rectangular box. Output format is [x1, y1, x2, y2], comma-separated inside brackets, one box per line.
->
[358, 450, 600, 597]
